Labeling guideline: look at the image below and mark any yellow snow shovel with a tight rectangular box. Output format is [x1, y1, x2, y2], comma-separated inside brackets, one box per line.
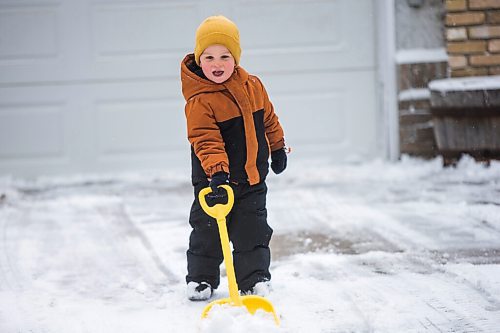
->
[198, 185, 280, 325]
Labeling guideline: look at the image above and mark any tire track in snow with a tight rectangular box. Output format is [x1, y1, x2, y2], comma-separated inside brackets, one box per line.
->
[0, 208, 23, 291]
[272, 187, 426, 252]
[0, 206, 39, 333]
[96, 203, 179, 286]
[382, 271, 497, 332]
[438, 266, 500, 312]
[359, 252, 500, 332]
[340, 273, 487, 332]
[336, 288, 375, 333]
[2, 195, 177, 301]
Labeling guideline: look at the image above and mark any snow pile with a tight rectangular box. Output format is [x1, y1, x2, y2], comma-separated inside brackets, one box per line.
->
[395, 48, 448, 64]
[429, 75, 500, 92]
[199, 304, 282, 333]
[287, 155, 445, 187]
[398, 88, 431, 101]
[0, 176, 20, 203]
[443, 156, 500, 184]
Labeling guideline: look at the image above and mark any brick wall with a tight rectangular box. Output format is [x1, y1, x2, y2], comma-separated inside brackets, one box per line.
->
[446, 0, 500, 76]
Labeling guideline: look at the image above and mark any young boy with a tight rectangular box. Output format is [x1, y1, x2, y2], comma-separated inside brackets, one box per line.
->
[180, 15, 287, 301]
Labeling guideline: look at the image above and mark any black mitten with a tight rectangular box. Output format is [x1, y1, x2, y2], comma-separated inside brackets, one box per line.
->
[208, 171, 229, 195]
[271, 148, 287, 174]
[206, 172, 229, 205]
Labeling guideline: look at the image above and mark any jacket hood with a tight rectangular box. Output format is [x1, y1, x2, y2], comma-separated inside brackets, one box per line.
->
[180, 53, 249, 101]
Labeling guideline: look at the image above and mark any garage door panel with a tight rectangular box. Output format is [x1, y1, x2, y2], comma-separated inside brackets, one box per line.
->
[90, 80, 190, 172]
[262, 70, 377, 160]
[90, 80, 188, 161]
[238, 0, 375, 73]
[0, 1, 88, 84]
[0, 4, 59, 61]
[273, 93, 346, 146]
[236, 0, 342, 50]
[85, 1, 201, 79]
[0, 79, 189, 176]
[0, 1, 200, 84]
[0, 103, 65, 158]
[96, 99, 185, 155]
[0, 85, 90, 172]
[90, 2, 197, 59]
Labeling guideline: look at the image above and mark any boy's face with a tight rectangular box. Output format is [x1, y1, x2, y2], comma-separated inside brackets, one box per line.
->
[199, 44, 235, 84]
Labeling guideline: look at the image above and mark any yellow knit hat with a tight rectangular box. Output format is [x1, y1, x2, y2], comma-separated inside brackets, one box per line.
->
[194, 15, 241, 65]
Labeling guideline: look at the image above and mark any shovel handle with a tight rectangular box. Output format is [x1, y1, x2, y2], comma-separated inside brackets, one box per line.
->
[198, 185, 234, 220]
[198, 185, 242, 306]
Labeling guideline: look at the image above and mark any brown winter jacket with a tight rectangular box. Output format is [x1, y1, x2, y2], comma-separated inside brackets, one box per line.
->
[181, 54, 285, 185]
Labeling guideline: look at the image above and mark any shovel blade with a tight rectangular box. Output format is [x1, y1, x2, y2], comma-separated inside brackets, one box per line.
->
[201, 295, 280, 325]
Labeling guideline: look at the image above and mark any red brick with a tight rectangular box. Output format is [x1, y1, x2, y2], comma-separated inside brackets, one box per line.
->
[446, 12, 485, 26]
[449, 55, 468, 68]
[470, 54, 500, 65]
[489, 39, 500, 52]
[451, 67, 489, 76]
[447, 41, 487, 53]
[469, 25, 500, 38]
[487, 10, 500, 23]
[447, 27, 468, 40]
[446, 0, 467, 11]
[469, 0, 500, 10]
[489, 66, 500, 74]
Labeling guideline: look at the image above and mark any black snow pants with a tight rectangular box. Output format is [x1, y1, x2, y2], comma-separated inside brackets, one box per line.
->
[186, 180, 273, 292]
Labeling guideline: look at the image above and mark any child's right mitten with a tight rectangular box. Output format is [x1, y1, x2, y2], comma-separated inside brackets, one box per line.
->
[209, 171, 229, 194]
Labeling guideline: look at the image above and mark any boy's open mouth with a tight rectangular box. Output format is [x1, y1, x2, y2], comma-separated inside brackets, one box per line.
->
[212, 70, 224, 77]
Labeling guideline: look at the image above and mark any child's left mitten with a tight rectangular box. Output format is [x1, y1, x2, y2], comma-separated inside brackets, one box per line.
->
[271, 148, 287, 174]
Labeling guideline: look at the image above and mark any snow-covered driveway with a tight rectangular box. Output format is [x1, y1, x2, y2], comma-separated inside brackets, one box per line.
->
[1, 157, 500, 332]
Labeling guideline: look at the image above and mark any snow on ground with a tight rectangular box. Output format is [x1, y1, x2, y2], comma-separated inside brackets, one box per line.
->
[1, 156, 500, 332]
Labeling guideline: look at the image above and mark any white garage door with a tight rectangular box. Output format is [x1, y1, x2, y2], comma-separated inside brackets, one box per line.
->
[0, 0, 378, 177]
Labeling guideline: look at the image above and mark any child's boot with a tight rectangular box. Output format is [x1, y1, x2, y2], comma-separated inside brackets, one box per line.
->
[187, 281, 213, 301]
[241, 280, 271, 297]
